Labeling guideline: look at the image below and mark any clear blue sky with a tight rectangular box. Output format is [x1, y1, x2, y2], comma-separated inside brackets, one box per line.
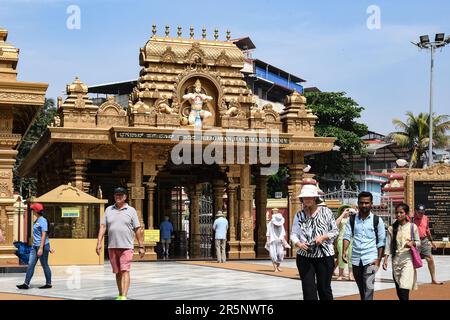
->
[1, 0, 449, 134]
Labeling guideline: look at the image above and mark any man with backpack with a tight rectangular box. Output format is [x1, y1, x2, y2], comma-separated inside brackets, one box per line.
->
[342, 191, 386, 300]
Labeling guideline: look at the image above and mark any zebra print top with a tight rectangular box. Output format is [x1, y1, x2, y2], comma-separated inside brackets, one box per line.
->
[290, 206, 339, 258]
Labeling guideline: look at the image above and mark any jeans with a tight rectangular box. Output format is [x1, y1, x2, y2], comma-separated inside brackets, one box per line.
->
[296, 255, 335, 300]
[25, 244, 52, 285]
[215, 239, 226, 262]
[352, 260, 377, 300]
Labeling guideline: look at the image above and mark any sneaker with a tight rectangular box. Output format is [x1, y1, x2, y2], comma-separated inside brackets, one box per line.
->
[118, 296, 127, 300]
[115, 296, 123, 300]
[39, 284, 52, 289]
[16, 283, 29, 289]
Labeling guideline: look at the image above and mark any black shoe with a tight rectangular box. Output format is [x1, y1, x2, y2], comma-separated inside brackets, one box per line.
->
[16, 283, 29, 289]
[39, 284, 52, 289]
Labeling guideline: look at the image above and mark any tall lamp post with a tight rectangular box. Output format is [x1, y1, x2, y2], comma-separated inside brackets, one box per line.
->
[411, 33, 450, 167]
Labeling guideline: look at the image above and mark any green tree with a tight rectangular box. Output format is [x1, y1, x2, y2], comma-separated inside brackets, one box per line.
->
[13, 98, 57, 197]
[304, 91, 368, 185]
[267, 165, 288, 198]
[388, 112, 449, 168]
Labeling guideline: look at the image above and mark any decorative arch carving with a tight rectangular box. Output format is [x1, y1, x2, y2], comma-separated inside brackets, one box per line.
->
[184, 42, 207, 65]
[262, 103, 282, 130]
[172, 69, 224, 127]
[161, 46, 177, 63]
[215, 50, 231, 66]
[96, 97, 127, 127]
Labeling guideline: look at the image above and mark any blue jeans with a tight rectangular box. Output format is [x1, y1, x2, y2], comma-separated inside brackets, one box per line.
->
[24, 244, 52, 285]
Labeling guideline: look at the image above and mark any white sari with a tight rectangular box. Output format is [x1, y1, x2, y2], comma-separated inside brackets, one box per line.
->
[265, 221, 290, 263]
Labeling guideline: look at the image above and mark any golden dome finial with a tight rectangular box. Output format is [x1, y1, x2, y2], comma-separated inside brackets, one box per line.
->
[202, 28, 206, 40]
[165, 25, 170, 37]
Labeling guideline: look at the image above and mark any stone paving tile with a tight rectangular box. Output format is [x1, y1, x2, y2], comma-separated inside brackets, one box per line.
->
[0, 256, 448, 300]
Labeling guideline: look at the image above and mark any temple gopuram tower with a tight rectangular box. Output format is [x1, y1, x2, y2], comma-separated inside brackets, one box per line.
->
[0, 28, 48, 265]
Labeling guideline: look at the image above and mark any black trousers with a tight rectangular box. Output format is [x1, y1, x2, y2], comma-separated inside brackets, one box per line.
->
[296, 254, 335, 300]
[394, 279, 410, 300]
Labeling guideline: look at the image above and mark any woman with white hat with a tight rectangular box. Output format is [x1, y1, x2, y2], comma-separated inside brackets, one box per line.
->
[290, 184, 339, 300]
[265, 209, 291, 272]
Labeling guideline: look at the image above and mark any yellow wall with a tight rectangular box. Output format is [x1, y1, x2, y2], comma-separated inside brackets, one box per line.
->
[48, 239, 104, 266]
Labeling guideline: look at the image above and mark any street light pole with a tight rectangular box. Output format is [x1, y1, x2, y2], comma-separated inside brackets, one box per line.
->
[428, 45, 434, 167]
[411, 33, 449, 167]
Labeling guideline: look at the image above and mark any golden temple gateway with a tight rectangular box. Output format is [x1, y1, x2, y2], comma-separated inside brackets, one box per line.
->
[1, 26, 336, 263]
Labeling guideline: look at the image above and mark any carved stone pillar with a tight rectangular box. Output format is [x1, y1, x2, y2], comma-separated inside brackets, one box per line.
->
[239, 164, 255, 259]
[0, 205, 18, 265]
[70, 159, 90, 239]
[255, 173, 269, 257]
[189, 184, 202, 258]
[0, 146, 19, 264]
[71, 159, 90, 193]
[226, 181, 240, 259]
[145, 179, 157, 230]
[130, 161, 147, 261]
[0, 127, 20, 264]
[213, 180, 225, 217]
[130, 161, 145, 226]
[142, 177, 157, 261]
[287, 152, 305, 256]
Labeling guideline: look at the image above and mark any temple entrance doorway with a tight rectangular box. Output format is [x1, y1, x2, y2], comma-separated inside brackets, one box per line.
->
[154, 164, 226, 260]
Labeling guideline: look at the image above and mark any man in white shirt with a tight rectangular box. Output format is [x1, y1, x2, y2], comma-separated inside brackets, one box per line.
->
[213, 211, 228, 263]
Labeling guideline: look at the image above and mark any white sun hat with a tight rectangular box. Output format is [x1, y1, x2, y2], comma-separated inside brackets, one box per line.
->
[271, 213, 285, 226]
[297, 184, 320, 198]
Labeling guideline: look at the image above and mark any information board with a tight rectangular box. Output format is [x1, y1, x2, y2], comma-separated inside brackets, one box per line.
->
[414, 181, 450, 241]
[61, 207, 80, 218]
[144, 229, 160, 242]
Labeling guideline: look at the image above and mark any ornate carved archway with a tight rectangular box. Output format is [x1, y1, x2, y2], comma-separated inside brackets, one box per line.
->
[173, 70, 224, 127]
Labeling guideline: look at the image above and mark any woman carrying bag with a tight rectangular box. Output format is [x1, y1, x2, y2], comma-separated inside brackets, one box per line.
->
[383, 203, 420, 300]
[290, 184, 339, 300]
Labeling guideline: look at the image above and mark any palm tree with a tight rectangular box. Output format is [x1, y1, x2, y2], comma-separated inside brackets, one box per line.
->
[388, 112, 449, 168]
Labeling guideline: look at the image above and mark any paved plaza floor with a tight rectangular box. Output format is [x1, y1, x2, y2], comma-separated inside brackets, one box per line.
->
[1, 257, 449, 300]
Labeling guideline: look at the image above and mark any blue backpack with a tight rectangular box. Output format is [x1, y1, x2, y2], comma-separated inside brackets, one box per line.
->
[13, 241, 32, 265]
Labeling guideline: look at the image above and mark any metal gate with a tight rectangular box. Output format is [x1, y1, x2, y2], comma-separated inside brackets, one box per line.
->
[323, 181, 394, 225]
[199, 193, 213, 258]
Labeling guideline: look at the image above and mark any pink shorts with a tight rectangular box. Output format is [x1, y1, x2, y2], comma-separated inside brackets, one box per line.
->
[108, 249, 134, 274]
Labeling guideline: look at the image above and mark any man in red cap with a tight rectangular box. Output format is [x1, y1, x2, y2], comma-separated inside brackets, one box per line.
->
[17, 203, 52, 289]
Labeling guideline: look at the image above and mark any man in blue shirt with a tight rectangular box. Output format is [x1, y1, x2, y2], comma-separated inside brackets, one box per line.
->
[160, 215, 174, 259]
[213, 211, 228, 263]
[342, 192, 386, 300]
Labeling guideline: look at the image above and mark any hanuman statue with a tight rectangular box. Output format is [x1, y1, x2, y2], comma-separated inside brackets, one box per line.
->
[183, 79, 213, 128]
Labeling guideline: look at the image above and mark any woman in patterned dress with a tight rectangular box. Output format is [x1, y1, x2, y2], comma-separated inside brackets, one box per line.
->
[290, 184, 339, 300]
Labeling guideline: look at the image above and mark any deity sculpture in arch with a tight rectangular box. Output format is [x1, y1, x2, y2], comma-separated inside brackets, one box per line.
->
[182, 79, 213, 128]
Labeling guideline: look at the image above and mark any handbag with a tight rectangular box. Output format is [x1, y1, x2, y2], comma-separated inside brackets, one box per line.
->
[410, 222, 423, 269]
